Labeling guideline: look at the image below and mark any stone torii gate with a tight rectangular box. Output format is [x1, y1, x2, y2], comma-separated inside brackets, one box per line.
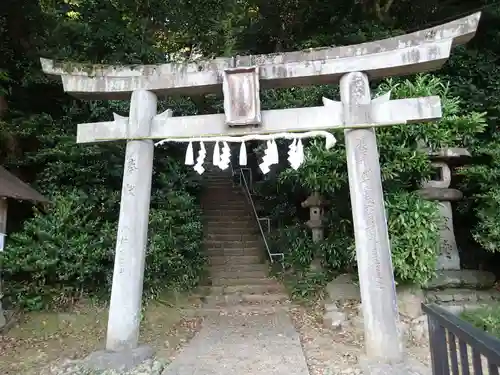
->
[40, 12, 480, 372]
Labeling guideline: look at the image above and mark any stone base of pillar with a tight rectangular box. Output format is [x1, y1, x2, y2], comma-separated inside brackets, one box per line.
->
[360, 356, 430, 375]
[309, 257, 323, 272]
[0, 300, 6, 329]
[77, 345, 154, 372]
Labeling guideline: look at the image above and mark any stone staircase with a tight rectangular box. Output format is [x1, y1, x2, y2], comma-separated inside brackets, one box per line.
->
[200, 162, 287, 307]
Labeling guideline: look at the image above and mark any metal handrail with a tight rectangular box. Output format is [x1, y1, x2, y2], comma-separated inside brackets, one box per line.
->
[422, 303, 500, 374]
[236, 168, 284, 265]
[226, 144, 284, 265]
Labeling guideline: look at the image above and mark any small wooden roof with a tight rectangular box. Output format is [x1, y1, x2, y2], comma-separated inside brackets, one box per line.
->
[0, 167, 48, 203]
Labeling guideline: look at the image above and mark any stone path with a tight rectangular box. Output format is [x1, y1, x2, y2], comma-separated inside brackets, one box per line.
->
[162, 310, 310, 375]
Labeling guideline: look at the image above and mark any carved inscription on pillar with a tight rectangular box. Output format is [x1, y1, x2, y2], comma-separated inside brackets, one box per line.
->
[355, 133, 385, 292]
[125, 183, 136, 196]
[126, 155, 138, 173]
[436, 201, 460, 269]
[222, 66, 261, 127]
[116, 226, 129, 275]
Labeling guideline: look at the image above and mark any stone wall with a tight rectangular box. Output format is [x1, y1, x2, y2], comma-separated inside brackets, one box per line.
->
[323, 274, 429, 343]
[322, 272, 499, 344]
[426, 289, 500, 304]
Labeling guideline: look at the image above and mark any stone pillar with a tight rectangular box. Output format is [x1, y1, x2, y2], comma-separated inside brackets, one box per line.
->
[0, 198, 7, 328]
[418, 159, 463, 271]
[341, 72, 403, 362]
[106, 90, 157, 351]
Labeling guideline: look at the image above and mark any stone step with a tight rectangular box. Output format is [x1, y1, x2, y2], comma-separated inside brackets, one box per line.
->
[204, 227, 259, 235]
[210, 264, 268, 273]
[204, 240, 261, 249]
[203, 216, 257, 228]
[210, 269, 269, 279]
[205, 233, 258, 241]
[204, 228, 258, 235]
[204, 174, 233, 178]
[202, 292, 289, 307]
[202, 204, 246, 209]
[206, 247, 262, 256]
[209, 283, 285, 294]
[202, 192, 243, 197]
[204, 222, 255, 228]
[203, 207, 249, 212]
[208, 255, 262, 266]
[204, 218, 253, 223]
[204, 187, 242, 191]
[203, 209, 249, 215]
[202, 186, 240, 190]
[204, 179, 234, 184]
[202, 202, 248, 208]
[205, 184, 242, 189]
[198, 303, 293, 314]
[202, 203, 246, 207]
[204, 187, 238, 191]
[203, 214, 252, 219]
[203, 194, 242, 198]
[202, 192, 244, 197]
[210, 277, 276, 286]
[202, 199, 246, 204]
[202, 209, 249, 214]
[204, 218, 254, 224]
[205, 232, 258, 238]
[204, 211, 250, 216]
[203, 170, 233, 176]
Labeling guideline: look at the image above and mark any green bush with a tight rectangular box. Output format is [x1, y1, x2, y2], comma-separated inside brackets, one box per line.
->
[1, 189, 116, 310]
[268, 221, 354, 300]
[1, 187, 205, 311]
[252, 74, 483, 287]
[268, 191, 439, 287]
[470, 187, 500, 252]
[461, 305, 500, 338]
[145, 190, 205, 297]
[459, 133, 500, 253]
[268, 225, 314, 271]
[386, 191, 441, 285]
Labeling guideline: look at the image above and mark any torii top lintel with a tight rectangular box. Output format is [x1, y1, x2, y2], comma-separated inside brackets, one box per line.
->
[40, 13, 480, 100]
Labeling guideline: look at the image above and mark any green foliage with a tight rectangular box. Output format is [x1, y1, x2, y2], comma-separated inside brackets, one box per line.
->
[461, 305, 500, 338]
[459, 133, 500, 253]
[386, 191, 441, 285]
[322, 216, 356, 272]
[145, 190, 205, 297]
[1, 185, 205, 310]
[376, 75, 486, 150]
[469, 188, 500, 252]
[1, 0, 500, 309]
[257, 75, 482, 286]
[268, 225, 314, 271]
[268, 222, 352, 273]
[268, 216, 354, 301]
[285, 272, 328, 301]
[0, 189, 116, 310]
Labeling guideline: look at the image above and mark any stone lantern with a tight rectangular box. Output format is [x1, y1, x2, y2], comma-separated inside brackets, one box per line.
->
[417, 148, 470, 270]
[301, 192, 327, 243]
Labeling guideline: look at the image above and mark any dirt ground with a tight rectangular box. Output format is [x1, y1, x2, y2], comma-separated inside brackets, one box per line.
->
[0, 293, 203, 375]
[289, 301, 432, 375]
[1, 292, 434, 375]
